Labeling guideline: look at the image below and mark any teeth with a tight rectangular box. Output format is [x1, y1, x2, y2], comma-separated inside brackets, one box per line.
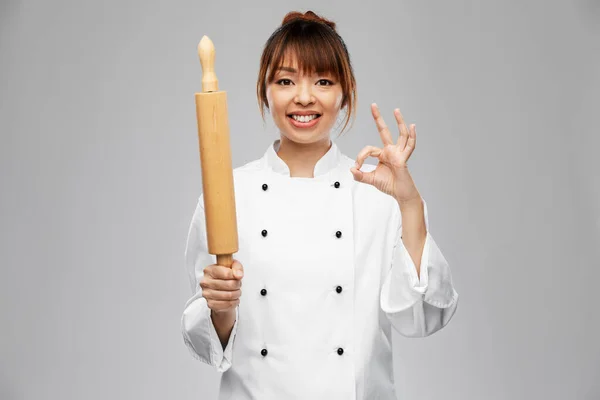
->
[291, 114, 318, 123]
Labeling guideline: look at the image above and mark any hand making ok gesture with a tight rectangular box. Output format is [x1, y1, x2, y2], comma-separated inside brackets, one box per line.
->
[350, 103, 422, 205]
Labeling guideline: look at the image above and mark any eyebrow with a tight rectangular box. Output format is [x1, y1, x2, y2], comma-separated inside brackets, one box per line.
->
[275, 66, 328, 74]
[276, 67, 297, 73]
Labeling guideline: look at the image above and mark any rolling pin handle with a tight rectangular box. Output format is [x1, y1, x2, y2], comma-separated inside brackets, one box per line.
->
[198, 35, 219, 92]
[216, 254, 234, 269]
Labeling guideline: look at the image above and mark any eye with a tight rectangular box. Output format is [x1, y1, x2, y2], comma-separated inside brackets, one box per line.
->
[317, 79, 334, 86]
[276, 79, 292, 86]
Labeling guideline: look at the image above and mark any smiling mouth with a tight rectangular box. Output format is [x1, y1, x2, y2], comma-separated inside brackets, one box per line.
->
[286, 114, 322, 129]
[286, 114, 322, 122]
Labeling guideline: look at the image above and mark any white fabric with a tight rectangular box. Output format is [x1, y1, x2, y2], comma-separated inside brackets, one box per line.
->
[181, 138, 459, 400]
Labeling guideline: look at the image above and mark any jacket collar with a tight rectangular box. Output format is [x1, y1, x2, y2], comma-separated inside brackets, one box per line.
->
[263, 138, 343, 178]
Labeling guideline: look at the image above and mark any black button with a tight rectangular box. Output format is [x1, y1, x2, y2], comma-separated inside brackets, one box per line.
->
[260, 288, 267, 296]
[261, 229, 268, 237]
[261, 348, 268, 356]
[335, 231, 342, 238]
[337, 348, 344, 355]
[262, 183, 268, 191]
[336, 286, 342, 293]
[334, 181, 340, 188]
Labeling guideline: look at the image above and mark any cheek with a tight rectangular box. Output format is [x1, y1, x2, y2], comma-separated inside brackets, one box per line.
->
[334, 91, 344, 109]
[267, 89, 285, 115]
[265, 87, 273, 109]
[323, 92, 344, 114]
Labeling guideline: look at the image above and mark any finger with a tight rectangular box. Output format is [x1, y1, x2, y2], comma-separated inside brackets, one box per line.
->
[371, 103, 394, 146]
[202, 288, 242, 301]
[200, 277, 241, 291]
[206, 264, 237, 280]
[354, 145, 382, 169]
[207, 299, 240, 312]
[394, 108, 409, 150]
[405, 124, 416, 156]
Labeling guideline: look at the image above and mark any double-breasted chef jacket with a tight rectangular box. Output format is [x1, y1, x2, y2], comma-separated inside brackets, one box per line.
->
[182, 138, 459, 400]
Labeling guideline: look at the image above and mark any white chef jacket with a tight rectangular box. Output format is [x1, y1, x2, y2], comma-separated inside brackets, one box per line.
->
[181, 138, 459, 400]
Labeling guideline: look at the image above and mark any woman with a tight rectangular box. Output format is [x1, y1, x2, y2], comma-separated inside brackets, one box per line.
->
[182, 10, 459, 400]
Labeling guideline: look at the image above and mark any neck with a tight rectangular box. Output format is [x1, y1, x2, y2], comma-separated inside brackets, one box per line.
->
[276, 135, 332, 178]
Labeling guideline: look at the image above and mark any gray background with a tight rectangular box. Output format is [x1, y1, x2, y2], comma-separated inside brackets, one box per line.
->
[1, 0, 599, 399]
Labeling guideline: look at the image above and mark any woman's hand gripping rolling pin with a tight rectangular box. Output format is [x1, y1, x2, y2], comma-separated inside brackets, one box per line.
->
[201, 259, 244, 348]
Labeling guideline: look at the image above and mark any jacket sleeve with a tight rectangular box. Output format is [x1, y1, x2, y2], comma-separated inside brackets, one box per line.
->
[180, 196, 239, 372]
[380, 197, 459, 338]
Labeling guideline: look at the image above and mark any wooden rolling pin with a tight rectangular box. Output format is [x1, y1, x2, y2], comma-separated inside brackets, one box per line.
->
[195, 35, 239, 269]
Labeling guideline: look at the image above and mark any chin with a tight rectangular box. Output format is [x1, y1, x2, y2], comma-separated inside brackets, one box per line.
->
[280, 131, 330, 145]
[276, 121, 332, 144]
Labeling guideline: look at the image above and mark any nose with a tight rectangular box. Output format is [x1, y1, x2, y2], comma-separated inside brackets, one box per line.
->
[294, 82, 315, 106]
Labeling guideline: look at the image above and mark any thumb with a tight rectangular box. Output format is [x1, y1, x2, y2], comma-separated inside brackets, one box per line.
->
[232, 261, 244, 279]
[350, 166, 372, 184]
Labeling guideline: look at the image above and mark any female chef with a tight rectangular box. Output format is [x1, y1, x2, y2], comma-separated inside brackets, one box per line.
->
[182, 10, 459, 400]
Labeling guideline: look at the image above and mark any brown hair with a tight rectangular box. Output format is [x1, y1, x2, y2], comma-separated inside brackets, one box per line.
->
[256, 11, 357, 137]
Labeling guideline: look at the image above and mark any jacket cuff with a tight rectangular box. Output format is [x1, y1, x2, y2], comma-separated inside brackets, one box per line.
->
[181, 294, 238, 373]
[381, 231, 458, 314]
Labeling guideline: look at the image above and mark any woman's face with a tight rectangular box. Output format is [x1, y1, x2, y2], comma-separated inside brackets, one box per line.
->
[266, 54, 344, 145]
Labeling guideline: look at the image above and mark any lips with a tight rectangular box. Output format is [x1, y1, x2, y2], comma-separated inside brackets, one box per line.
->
[287, 114, 321, 128]
[287, 111, 322, 116]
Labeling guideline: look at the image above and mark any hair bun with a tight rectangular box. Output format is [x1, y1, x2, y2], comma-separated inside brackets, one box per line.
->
[281, 10, 337, 31]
